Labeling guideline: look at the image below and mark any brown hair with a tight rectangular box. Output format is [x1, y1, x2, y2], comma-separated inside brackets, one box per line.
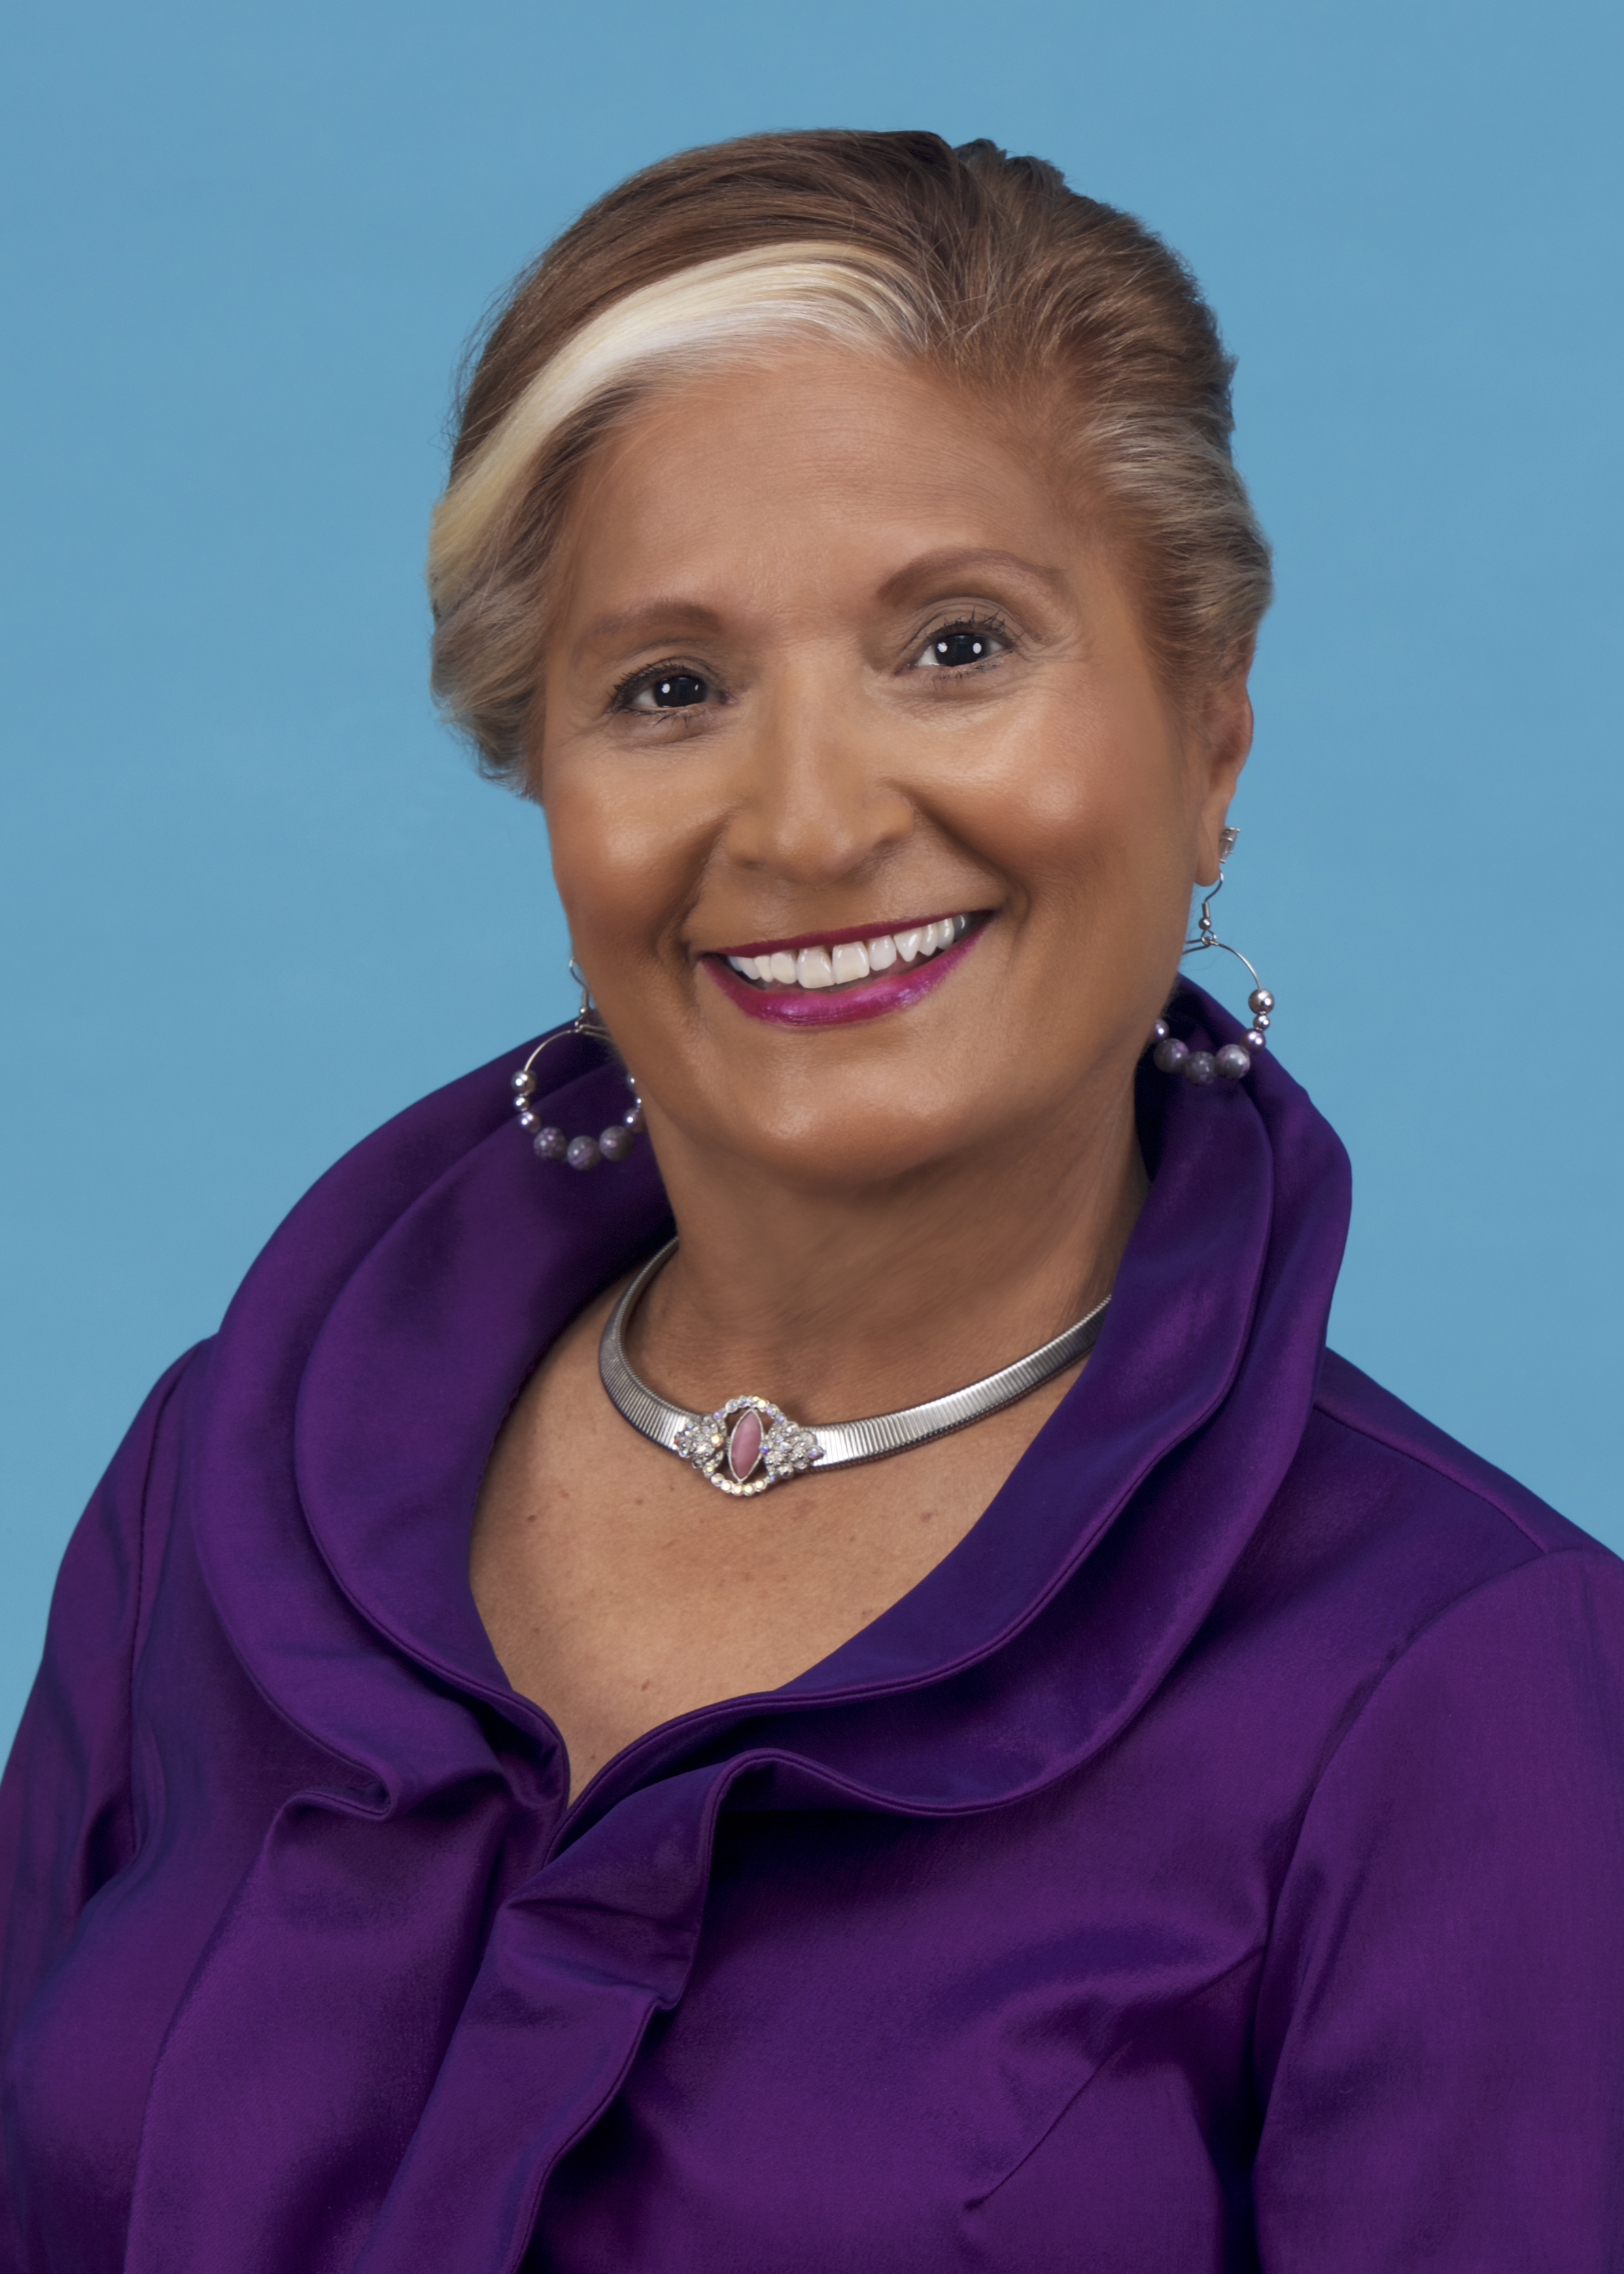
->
[428, 130, 1272, 782]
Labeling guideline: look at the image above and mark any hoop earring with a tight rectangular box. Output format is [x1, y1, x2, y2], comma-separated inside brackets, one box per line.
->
[1150, 826, 1275, 1086]
[510, 957, 645, 1170]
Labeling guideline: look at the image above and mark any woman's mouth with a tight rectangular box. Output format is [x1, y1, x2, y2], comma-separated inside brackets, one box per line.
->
[703, 912, 986, 1027]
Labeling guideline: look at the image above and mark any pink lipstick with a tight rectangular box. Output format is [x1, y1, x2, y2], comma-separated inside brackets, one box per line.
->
[704, 912, 987, 1028]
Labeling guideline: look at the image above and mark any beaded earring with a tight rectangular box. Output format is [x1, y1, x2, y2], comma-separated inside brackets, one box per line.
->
[1150, 826, 1275, 1085]
[511, 959, 646, 1170]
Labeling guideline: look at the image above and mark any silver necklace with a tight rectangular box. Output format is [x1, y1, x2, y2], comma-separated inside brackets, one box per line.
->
[598, 1238, 1110, 1498]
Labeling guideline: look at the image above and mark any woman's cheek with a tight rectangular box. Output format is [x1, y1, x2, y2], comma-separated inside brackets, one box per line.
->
[545, 763, 680, 944]
[929, 730, 1117, 886]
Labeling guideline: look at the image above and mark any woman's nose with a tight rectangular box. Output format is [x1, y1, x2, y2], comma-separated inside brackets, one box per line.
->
[719, 674, 914, 885]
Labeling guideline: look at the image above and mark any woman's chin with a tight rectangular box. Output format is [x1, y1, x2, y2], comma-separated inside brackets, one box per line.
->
[650, 1069, 1051, 1197]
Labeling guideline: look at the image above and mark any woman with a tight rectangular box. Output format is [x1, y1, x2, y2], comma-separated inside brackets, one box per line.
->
[3, 130, 1621, 2273]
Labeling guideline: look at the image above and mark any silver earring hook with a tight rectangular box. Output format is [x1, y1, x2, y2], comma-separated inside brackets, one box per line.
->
[1181, 824, 1265, 997]
[566, 955, 612, 1041]
[1193, 870, 1225, 948]
[517, 953, 612, 1085]
[1192, 824, 1239, 943]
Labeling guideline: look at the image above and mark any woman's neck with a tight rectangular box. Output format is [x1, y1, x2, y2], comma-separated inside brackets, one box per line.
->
[627, 1081, 1148, 1424]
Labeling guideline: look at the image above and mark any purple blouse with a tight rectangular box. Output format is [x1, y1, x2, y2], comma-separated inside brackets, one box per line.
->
[3, 984, 1623, 2273]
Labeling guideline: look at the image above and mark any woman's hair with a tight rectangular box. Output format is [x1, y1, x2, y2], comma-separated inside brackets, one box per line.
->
[428, 130, 1272, 782]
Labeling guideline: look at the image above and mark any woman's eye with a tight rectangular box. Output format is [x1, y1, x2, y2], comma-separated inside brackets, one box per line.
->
[914, 623, 1007, 670]
[624, 670, 712, 712]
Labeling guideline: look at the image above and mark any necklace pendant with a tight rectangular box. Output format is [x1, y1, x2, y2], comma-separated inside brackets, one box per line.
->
[674, 1394, 824, 1496]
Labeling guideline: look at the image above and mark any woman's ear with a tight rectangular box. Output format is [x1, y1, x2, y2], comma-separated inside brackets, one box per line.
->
[1192, 644, 1255, 884]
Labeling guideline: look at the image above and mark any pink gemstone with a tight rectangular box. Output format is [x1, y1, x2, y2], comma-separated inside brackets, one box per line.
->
[727, 1407, 764, 1483]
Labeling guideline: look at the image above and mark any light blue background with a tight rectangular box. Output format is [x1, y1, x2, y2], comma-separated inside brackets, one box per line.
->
[3, 0, 1620, 1747]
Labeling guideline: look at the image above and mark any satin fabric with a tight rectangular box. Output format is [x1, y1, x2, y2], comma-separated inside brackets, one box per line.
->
[3, 984, 1622, 2273]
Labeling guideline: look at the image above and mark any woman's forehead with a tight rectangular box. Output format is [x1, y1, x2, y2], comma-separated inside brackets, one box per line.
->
[595, 341, 1053, 482]
[555, 348, 1083, 621]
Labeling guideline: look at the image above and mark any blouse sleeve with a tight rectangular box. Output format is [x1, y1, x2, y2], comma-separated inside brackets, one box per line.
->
[1252, 1545, 1624, 2270]
[0, 1349, 199, 2073]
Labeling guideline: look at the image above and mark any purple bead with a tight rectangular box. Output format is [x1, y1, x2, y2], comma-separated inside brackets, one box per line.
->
[598, 1124, 634, 1161]
[1154, 1036, 1189, 1073]
[1243, 1027, 1266, 1050]
[623, 1105, 646, 1133]
[1247, 988, 1274, 1016]
[532, 1126, 568, 1160]
[1215, 1043, 1251, 1081]
[566, 1135, 601, 1171]
[1152, 1018, 1170, 1044]
[516, 1107, 540, 1132]
[512, 1069, 535, 1096]
[1182, 1050, 1217, 1086]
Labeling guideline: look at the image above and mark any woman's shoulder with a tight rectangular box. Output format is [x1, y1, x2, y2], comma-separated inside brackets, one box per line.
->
[1227, 1345, 1623, 1699]
[1309, 1347, 1602, 1566]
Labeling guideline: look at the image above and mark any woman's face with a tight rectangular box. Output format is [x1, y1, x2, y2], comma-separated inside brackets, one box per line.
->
[534, 345, 1249, 1189]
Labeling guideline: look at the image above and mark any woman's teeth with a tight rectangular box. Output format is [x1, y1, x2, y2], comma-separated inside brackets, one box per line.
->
[726, 915, 969, 990]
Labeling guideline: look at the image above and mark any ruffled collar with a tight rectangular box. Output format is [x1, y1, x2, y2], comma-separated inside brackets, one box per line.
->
[188, 982, 1349, 1825]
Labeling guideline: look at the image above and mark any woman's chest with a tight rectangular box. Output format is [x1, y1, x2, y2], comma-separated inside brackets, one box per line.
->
[470, 1311, 1075, 1795]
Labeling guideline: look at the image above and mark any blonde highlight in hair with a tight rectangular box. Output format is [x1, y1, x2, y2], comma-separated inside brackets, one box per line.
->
[429, 131, 1273, 781]
[428, 245, 925, 615]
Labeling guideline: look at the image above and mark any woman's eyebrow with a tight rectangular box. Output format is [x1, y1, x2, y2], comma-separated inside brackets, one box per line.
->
[874, 547, 1068, 606]
[572, 598, 727, 662]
